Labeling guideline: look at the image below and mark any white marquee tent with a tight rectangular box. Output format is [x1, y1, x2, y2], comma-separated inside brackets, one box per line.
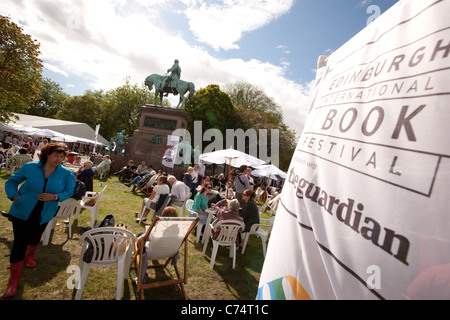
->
[3, 113, 108, 146]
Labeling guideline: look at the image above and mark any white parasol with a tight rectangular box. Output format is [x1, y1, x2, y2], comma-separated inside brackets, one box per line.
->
[252, 164, 287, 180]
[200, 147, 266, 182]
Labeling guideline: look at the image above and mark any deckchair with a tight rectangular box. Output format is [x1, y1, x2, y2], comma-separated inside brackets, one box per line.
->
[131, 216, 199, 300]
[137, 193, 175, 223]
[134, 176, 151, 194]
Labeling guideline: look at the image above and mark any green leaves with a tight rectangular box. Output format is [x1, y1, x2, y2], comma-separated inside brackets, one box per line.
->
[0, 15, 43, 122]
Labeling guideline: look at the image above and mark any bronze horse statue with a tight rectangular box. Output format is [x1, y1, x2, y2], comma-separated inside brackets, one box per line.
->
[145, 74, 195, 110]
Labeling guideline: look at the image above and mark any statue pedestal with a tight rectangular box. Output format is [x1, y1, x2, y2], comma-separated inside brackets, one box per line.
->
[125, 104, 191, 172]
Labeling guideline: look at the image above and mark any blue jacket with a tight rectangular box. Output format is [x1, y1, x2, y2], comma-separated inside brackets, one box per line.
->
[5, 161, 76, 225]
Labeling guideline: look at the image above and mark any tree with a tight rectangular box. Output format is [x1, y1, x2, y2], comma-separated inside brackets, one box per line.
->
[185, 84, 235, 134]
[56, 93, 101, 129]
[224, 82, 283, 125]
[27, 77, 70, 118]
[0, 15, 43, 122]
[99, 78, 156, 139]
[225, 82, 296, 171]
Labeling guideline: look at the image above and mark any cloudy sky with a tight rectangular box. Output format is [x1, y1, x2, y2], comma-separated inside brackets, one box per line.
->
[1, 0, 398, 134]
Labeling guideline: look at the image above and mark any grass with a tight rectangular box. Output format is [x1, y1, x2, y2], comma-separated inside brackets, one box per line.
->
[0, 173, 271, 300]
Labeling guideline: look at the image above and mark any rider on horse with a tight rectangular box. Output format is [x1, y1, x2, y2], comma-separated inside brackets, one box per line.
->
[162, 59, 181, 96]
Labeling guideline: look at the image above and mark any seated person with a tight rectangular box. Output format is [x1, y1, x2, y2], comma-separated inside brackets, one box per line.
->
[238, 189, 260, 233]
[208, 189, 223, 208]
[167, 175, 190, 207]
[136, 175, 169, 222]
[76, 161, 95, 191]
[114, 159, 137, 182]
[93, 155, 111, 177]
[191, 181, 214, 238]
[92, 153, 103, 166]
[73, 155, 82, 166]
[132, 161, 148, 179]
[211, 199, 244, 242]
[225, 182, 234, 199]
[126, 170, 155, 192]
[8, 146, 32, 169]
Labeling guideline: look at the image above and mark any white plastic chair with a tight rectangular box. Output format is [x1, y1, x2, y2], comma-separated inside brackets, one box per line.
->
[202, 219, 245, 269]
[8, 155, 32, 175]
[42, 198, 81, 246]
[185, 199, 194, 213]
[172, 192, 191, 217]
[241, 217, 275, 257]
[137, 193, 173, 223]
[196, 209, 215, 244]
[75, 227, 136, 300]
[75, 185, 107, 227]
[186, 202, 214, 244]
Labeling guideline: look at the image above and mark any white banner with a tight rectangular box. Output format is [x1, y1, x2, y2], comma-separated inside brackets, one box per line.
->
[162, 135, 180, 168]
[258, 0, 450, 300]
[93, 124, 100, 153]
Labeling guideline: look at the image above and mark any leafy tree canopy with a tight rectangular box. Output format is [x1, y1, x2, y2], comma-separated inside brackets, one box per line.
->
[0, 15, 43, 122]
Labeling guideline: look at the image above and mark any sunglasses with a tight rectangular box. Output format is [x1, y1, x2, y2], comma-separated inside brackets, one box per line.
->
[207, 186, 213, 189]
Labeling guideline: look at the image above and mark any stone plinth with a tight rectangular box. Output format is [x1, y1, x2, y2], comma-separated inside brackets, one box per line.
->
[125, 104, 191, 172]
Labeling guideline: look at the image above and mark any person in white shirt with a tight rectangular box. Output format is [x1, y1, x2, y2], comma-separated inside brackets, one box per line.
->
[197, 160, 206, 184]
[168, 175, 190, 207]
[137, 175, 169, 222]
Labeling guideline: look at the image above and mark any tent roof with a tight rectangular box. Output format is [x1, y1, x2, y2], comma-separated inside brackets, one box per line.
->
[8, 113, 108, 145]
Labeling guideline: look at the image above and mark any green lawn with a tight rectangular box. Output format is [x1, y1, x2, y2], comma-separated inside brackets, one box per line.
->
[0, 173, 271, 300]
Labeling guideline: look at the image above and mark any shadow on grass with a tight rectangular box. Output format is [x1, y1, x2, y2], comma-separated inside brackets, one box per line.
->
[128, 260, 187, 300]
[193, 236, 265, 300]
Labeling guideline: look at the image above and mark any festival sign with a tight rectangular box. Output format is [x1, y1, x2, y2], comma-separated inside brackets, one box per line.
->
[258, 0, 450, 300]
[162, 135, 179, 168]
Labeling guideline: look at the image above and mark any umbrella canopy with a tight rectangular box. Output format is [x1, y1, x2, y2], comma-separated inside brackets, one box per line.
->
[252, 164, 287, 180]
[200, 147, 266, 183]
[200, 147, 266, 168]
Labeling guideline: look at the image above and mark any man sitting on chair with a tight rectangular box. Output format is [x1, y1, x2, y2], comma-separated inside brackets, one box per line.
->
[136, 175, 169, 222]
[167, 175, 190, 207]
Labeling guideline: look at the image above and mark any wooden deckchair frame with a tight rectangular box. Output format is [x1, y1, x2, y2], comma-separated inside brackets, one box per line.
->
[134, 176, 152, 195]
[131, 216, 199, 300]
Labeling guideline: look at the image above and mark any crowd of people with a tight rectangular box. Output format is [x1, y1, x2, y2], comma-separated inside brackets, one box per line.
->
[0, 132, 283, 298]
[112, 158, 282, 247]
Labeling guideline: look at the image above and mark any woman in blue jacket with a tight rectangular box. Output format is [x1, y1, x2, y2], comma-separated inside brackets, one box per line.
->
[3, 142, 75, 298]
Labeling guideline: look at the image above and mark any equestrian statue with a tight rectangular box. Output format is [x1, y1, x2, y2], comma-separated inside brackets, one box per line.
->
[145, 59, 195, 110]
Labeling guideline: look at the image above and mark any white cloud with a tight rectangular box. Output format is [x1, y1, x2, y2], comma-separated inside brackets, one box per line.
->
[44, 62, 69, 77]
[184, 0, 294, 51]
[1, 0, 310, 134]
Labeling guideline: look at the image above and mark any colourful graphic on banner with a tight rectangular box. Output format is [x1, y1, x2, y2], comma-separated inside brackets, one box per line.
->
[257, 276, 311, 300]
